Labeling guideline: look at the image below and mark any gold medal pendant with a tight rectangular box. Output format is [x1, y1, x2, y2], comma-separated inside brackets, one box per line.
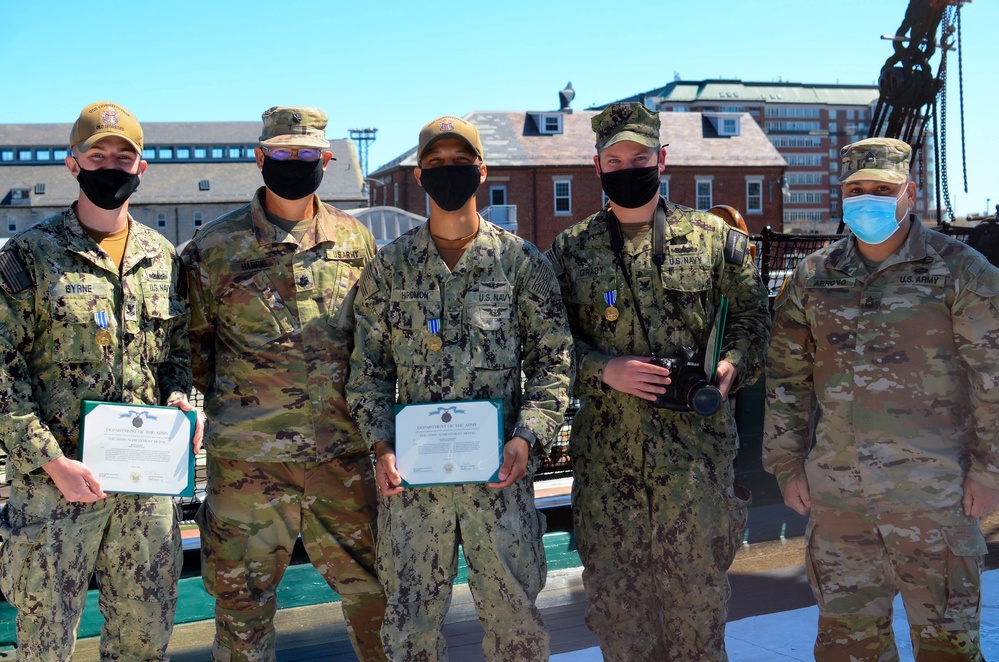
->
[427, 335, 443, 351]
[95, 329, 112, 346]
[604, 305, 619, 322]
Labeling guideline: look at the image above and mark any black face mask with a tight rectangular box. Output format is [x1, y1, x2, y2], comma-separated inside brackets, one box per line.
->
[74, 159, 141, 210]
[261, 156, 325, 201]
[600, 164, 661, 209]
[419, 164, 481, 212]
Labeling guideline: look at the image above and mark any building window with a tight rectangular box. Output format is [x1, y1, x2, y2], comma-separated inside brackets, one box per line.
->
[7, 221, 15, 232]
[193, 212, 203, 227]
[176, 147, 190, 159]
[142, 148, 155, 160]
[746, 180, 762, 213]
[659, 178, 669, 199]
[786, 154, 824, 167]
[245, 147, 257, 158]
[198, 179, 210, 191]
[156, 212, 167, 229]
[11, 189, 28, 200]
[1, 150, 13, 161]
[766, 107, 821, 119]
[696, 180, 712, 210]
[158, 147, 173, 159]
[554, 180, 572, 215]
[535, 113, 564, 135]
[35, 149, 51, 161]
[787, 172, 824, 185]
[770, 136, 823, 148]
[828, 109, 838, 119]
[764, 121, 821, 132]
[194, 148, 207, 159]
[212, 148, 224, 159]
[228, 147, 241, 159]
[18, 150, 32, 161]
[54, 149, 68, 160]
[846, 109, 856, 120]
[828, 122, 837, 133]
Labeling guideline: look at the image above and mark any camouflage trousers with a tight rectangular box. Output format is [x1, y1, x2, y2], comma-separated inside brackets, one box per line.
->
[0, 472, 181, 661]
[806, 506, 986, 662]
[377, 458, 548, 662]
[198, 455, 386, 662]
[572, 457, 748, 662]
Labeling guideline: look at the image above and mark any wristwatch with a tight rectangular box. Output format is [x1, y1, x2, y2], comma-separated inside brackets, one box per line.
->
[511, 427, 537, 448]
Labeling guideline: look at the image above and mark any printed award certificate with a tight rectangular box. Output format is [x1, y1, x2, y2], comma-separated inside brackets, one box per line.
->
[393, 399, 504, 486]
[79, 400, 196, 497]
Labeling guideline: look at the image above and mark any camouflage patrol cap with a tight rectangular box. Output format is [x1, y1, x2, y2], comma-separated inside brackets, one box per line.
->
[840, 137, 911, 185]
[70, 101, 143, 153]
[259, 106, 330, 148]
[592, 103, 661, 151]
[417, 116, 484, 162]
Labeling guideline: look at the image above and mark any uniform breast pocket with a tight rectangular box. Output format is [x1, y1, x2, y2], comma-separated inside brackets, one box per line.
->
[389, 299, 440, 366]
[466, 304, 517, 369]
[571, 277, 616, 329]
[660, 263, 712, 293]
[49, 297, 104, 363]
[315, 259, 364, 327]
[217, 271, 296, 354]
[143, 295, 184, 363]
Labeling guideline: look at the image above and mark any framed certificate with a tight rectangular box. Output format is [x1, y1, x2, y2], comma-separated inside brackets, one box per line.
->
[393, 399, 504, 486]
[79, 400, 196, 497]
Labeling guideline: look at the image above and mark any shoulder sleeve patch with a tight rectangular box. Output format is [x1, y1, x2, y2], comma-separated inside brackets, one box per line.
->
[542, 245, 564, 278]
[724, 228, 749, 266]
[358, 265, 380, 301]
[0, 248, 32, 295]
[529, 263, 555, 300]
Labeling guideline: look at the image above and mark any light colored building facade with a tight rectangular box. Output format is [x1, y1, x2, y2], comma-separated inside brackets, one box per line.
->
[594, 79, 936, 234]
[0, 122, 366, 246]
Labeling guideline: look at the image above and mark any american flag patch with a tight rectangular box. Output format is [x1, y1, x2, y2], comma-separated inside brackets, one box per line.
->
[0, 249, 32, 295]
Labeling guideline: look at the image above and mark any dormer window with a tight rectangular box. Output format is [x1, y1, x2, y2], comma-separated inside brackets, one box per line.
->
[531, 113, 564, 135]
[704, 112, 741, 137]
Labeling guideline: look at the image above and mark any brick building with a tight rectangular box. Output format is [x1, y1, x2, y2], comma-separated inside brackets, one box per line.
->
[368, 109, 786, 250]
[593, 79, 936, 234]
[0, 122, 366, 247]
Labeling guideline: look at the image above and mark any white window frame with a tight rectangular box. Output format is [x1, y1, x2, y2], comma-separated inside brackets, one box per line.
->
[746, 179, 763, 214]
[193, 211, 204, 227]
[659, 176, 670, 200]
[156, 212, 167, 229]
[696, 180, 713, 211]
[554, 179, 572, 215]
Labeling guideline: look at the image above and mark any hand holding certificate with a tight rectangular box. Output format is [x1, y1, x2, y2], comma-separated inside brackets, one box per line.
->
[393, 400, 504, 486]
[80, 400, 197, 496]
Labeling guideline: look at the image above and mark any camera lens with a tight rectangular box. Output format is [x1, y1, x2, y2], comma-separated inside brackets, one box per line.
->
[690, 384, 723, 416]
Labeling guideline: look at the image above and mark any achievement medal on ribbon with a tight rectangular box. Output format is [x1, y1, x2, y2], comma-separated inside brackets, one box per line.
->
[94, 311, 112, 346]
[427, 319, 443, 351]
[604, 290, 619, 322]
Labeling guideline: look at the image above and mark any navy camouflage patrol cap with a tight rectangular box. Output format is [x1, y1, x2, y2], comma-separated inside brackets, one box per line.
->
[592, 103, 661, 151]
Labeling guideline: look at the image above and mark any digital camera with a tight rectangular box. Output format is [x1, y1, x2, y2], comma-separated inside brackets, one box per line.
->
[650, 350, 723, 416]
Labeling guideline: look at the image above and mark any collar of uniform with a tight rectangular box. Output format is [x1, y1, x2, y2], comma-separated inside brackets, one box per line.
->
[62, 204, 155, 272]
[408, 214, 499, 272]
[834, 216, 926, 274]
[249, 187, 330, 250]
[597, 201, 694, 255]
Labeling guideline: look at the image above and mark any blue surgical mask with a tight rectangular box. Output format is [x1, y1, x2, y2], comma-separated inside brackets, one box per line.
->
[842, 188, 908, 245]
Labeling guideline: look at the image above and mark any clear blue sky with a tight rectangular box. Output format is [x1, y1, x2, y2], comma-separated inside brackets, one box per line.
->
[2, 0, 994, 216]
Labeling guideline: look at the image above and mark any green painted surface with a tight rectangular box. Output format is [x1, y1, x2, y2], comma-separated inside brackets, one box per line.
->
[0, 530, 579, 645]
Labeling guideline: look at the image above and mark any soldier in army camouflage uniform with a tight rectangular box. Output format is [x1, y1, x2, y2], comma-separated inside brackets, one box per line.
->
[546, 103, 771, 661]
[765, 137, 999, 661]
[346, 116, 573, 661]
[182, 107, 385, 662]
[0, 101, 200, 660]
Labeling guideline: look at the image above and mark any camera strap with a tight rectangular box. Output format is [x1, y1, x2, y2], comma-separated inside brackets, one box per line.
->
[607, 197, 682, 359]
